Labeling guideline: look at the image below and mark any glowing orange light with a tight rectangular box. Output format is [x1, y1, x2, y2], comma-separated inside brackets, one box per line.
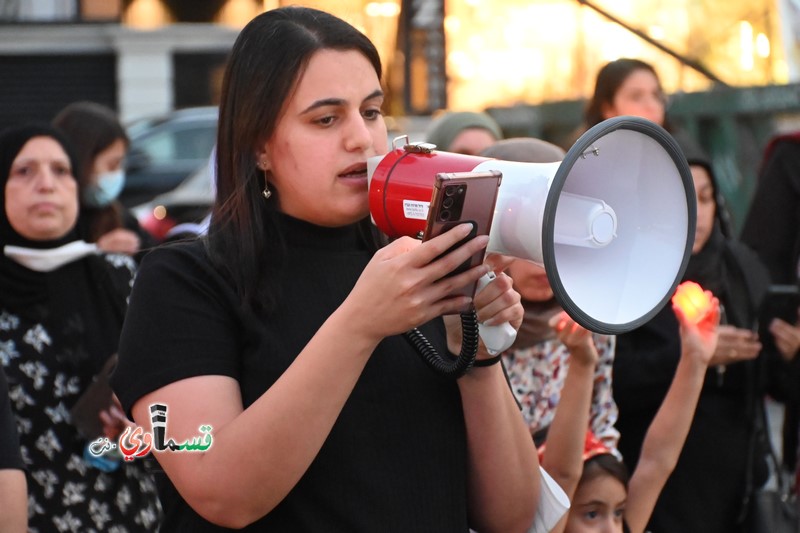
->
[671, 281, 712, 324]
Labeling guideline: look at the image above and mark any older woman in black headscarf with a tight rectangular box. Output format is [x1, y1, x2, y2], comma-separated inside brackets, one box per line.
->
[0, 123, 160, 531]
[611, 138, 777, 533]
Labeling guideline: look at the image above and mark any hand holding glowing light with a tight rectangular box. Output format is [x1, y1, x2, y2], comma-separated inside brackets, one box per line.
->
[672, 281, 720, 366]
[671, 281, 714, 324]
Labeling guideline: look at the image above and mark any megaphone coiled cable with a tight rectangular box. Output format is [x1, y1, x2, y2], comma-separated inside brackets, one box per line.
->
[403, 310, 480, 379]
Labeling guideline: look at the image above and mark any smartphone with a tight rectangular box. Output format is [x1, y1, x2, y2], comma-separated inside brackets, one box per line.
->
[758, 284, 800, 351]
[70, 354, 118, 439]
[422, 170, 502, 308]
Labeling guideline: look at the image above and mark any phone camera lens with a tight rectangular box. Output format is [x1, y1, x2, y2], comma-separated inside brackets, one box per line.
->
[439, 210, 451, 221]
[443, 197, 454, 209]
[445, 186, 457, 197]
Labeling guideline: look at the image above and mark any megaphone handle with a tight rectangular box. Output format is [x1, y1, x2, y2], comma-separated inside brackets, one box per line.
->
[476, 272, 518, 355]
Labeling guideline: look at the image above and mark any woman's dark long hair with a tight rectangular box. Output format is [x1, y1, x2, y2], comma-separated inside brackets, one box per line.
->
[209, 6, 383, 316]
[584, 58, 670, 130]
[52, 101, 129, 242]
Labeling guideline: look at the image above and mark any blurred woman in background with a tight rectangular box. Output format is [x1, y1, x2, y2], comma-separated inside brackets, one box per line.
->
[584, 58, 667, 130]
[612, 138, 784, 533]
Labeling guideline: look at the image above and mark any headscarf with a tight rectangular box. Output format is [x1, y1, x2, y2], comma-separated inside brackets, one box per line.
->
[677, 135, 767, 329]
[480, 137, 565, 163]
[0, 123, 80, 249]
[675, 132, 734, 238]
[0, 124, 83, 312]
[0, 123, 129, 370]
[424, 111, 502, 151]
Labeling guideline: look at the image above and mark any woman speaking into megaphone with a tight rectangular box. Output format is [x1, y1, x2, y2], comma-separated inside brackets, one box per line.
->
[110, 6, 568, 533]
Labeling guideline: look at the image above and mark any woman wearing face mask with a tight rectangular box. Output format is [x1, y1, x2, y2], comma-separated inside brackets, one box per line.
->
[53, 101, 155, 258]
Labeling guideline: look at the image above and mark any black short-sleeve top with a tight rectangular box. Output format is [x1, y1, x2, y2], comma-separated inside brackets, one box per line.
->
[112, 214, 470, 532]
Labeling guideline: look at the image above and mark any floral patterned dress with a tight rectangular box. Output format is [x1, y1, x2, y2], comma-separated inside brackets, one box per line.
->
[503, 333, 620, 452]
[0, 253, 161, 533]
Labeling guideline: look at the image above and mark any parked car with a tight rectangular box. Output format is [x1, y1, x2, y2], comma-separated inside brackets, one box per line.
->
[121, 106, 218, 207]
[134, 149, 215, 243]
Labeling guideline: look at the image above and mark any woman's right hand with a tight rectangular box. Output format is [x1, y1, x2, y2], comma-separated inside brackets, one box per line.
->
[340, 223, 491, 341]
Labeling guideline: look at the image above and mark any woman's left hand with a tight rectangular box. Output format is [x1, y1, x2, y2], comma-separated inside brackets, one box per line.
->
[443, 254, 522, 357]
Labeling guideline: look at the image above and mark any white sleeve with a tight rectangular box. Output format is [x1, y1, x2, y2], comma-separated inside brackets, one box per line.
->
[528, 466, 570, 533]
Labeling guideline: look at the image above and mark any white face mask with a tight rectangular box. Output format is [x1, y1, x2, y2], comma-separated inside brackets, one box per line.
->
[83, 169, 125, 208]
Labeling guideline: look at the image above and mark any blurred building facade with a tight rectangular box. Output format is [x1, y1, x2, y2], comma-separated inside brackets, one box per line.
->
[0, 0, 796, 121]
[1, 0, 799, 227]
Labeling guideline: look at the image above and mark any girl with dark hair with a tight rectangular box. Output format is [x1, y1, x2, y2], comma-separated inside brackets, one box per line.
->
[53, 101, 154, 257]
[111, 7, 561, 532]
[0, 123, 160, 531]
[541, 299, 719, 533]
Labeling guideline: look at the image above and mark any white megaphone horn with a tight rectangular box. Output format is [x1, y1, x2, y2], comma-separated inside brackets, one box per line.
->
[367, 116, 696, 352]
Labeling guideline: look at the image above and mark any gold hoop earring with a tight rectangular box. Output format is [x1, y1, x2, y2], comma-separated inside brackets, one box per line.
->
[259, 162, 272, 200]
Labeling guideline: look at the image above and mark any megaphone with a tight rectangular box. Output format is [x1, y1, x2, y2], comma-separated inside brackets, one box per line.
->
[368, 116, 696, 347]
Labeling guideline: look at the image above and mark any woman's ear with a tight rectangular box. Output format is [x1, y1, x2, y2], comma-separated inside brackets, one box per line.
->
[255, 147, 271, 172]
[256, 155, 271, 172]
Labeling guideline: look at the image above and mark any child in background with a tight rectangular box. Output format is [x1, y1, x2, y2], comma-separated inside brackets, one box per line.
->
[501, 259, 619, 453]
[542, 293, 719, 533]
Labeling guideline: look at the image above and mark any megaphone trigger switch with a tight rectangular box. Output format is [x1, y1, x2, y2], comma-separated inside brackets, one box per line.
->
[475, 270, 496, 292]
[476, 272, 518, 354]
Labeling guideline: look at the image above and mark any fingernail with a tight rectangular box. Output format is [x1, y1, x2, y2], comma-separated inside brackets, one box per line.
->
[458, 223, 474, 235]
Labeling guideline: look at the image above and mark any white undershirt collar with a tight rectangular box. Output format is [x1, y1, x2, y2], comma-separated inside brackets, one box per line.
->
[5, 241, 99, 272]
